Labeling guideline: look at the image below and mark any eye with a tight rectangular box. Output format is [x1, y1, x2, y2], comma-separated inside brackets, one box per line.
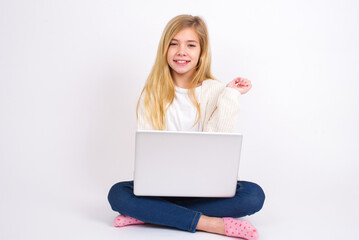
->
[169, 42, 177, 46]
[188, 44, 196, 47]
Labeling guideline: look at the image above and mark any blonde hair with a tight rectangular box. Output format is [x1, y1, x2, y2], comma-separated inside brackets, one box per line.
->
[136, 14, 215, 130]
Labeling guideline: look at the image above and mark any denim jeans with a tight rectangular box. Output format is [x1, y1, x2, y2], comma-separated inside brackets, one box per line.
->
[108, 180, 265, 233]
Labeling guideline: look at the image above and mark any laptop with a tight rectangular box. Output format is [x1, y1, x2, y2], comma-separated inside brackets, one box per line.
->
[133, 130, 243, 197]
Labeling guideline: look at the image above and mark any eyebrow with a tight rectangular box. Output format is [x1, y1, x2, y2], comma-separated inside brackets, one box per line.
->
[171, 38, 199, 43]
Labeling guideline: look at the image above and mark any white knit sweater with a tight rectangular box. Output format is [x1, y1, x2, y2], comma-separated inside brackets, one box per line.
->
[137, 79, 241, 132]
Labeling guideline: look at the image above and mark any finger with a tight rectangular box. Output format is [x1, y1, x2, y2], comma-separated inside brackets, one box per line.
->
[243, 79, 250, 86]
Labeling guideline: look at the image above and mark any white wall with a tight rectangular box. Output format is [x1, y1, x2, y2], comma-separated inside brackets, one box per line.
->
[1, 0, 358, 239]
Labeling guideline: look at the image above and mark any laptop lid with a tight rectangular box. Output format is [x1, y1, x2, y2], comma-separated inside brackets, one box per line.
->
[133, 130, 243, 197]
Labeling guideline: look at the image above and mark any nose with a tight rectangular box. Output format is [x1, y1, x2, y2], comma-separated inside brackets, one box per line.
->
[176, 44, 187, 56]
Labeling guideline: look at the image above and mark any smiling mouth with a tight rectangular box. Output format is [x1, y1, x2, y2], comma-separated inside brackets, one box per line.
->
[174, 60, 190, 64]
[174, 60, 190, 66]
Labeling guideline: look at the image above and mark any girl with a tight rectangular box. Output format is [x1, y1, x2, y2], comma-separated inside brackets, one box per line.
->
[108, 15, 265, 239]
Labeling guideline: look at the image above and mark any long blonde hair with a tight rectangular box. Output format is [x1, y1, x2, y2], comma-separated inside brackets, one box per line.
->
[136, 14, 215, 130]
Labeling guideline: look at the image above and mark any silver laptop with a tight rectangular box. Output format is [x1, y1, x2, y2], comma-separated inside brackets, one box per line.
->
[133, 130, 243, 197]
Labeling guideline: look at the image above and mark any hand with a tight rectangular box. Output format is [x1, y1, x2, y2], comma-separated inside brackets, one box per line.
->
[226, 77, 252, 94]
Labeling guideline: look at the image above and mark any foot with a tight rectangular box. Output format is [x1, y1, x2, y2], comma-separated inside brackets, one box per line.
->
[223, 217, 258, 239]
[113, 215, 145, 227]
[196, 215, 226, 234]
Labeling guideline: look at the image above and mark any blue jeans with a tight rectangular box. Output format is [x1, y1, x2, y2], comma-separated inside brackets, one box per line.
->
[108, 180, 265, 233]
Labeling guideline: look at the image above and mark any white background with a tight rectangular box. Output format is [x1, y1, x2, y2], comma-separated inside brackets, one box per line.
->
[1, 0, 358, 239]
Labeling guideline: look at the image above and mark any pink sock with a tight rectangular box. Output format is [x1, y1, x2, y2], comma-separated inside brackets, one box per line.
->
[113, 215, 145, 227]
[222, 217, 258, 240]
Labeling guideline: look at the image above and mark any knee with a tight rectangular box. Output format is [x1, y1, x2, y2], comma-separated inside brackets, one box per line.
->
[107, 181, 133, 213]
[238, 181, 265, 215]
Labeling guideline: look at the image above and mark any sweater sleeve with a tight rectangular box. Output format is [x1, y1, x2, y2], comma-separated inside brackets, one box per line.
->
[204, 87, 241, 132]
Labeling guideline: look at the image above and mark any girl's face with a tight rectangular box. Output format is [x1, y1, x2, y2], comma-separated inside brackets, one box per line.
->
[167, 27, 201, 82]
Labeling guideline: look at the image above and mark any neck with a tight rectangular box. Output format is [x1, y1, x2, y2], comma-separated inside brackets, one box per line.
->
[172, 70, 195, 89]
